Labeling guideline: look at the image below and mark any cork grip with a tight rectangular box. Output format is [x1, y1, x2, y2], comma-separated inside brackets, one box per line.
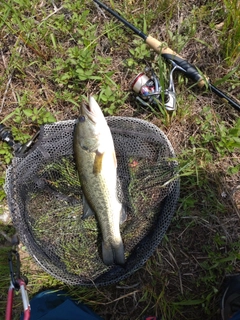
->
[146, 35, 206, 88]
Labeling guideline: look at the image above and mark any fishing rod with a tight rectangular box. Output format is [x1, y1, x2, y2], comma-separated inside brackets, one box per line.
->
[93, 0, 240, 112]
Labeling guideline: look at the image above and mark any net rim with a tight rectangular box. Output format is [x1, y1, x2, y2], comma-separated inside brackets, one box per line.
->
[5, 117, 180, 286]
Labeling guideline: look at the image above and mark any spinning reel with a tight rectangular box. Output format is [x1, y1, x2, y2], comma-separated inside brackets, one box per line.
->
[130, 60, 185, 111]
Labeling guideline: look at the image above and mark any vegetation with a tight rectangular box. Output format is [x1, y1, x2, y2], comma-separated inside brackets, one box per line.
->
[0, 0, 239, 319]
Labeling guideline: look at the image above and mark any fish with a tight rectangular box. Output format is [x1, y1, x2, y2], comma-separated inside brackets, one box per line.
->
[73, 96, 126, 266]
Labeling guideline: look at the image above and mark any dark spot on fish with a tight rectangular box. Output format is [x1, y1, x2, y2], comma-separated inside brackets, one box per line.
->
[79, 115, 85, 122]
[81, 145, 89, 151]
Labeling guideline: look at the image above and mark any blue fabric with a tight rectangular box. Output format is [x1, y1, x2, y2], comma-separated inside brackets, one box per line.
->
[230, 310, 240, 320]
[20, 290, 103, 320]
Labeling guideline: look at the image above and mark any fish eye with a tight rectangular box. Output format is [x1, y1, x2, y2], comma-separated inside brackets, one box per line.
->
[79, 116, 85, 122]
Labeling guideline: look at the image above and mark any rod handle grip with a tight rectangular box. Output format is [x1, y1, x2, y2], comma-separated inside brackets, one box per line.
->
[146, 35, 206, 87]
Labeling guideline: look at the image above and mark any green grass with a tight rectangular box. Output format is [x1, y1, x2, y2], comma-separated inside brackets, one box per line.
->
[0, 0, 240, 319]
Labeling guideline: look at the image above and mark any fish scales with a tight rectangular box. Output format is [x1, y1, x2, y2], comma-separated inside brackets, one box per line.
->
[78, 148, 122, 241]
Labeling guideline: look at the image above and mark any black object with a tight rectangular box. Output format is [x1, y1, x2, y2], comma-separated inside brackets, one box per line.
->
[0, 123, 39, 156]
[0, 124, 19, 149]
[221, 275, 240, 320]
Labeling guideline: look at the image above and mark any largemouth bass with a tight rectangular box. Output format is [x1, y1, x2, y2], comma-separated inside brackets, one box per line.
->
[73, 96, 126, 266]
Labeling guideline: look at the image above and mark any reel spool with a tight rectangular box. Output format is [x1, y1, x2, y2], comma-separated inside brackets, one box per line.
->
[130, 69, 161, 107]
[4, 117, 179, 286]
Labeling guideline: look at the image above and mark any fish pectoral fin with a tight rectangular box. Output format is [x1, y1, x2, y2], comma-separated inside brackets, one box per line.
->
[82, 193, 95, 219]
[120, 205, 127, 225]
[93, 150, 104, 174]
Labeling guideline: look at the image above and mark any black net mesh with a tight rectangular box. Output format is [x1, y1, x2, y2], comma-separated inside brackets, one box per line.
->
[4, 117, 180, 286]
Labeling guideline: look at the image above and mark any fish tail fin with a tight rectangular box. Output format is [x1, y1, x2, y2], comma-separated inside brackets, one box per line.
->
[102, 240, 125, 266]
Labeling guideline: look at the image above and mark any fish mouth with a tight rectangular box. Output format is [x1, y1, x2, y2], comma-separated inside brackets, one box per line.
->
[80, 96, 102, 124]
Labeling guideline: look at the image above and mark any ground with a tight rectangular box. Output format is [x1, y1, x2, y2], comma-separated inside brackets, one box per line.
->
[0, 0, 239, 319]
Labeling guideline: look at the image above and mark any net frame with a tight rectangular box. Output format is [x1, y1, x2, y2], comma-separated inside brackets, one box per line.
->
[5, 117, 180, 286]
